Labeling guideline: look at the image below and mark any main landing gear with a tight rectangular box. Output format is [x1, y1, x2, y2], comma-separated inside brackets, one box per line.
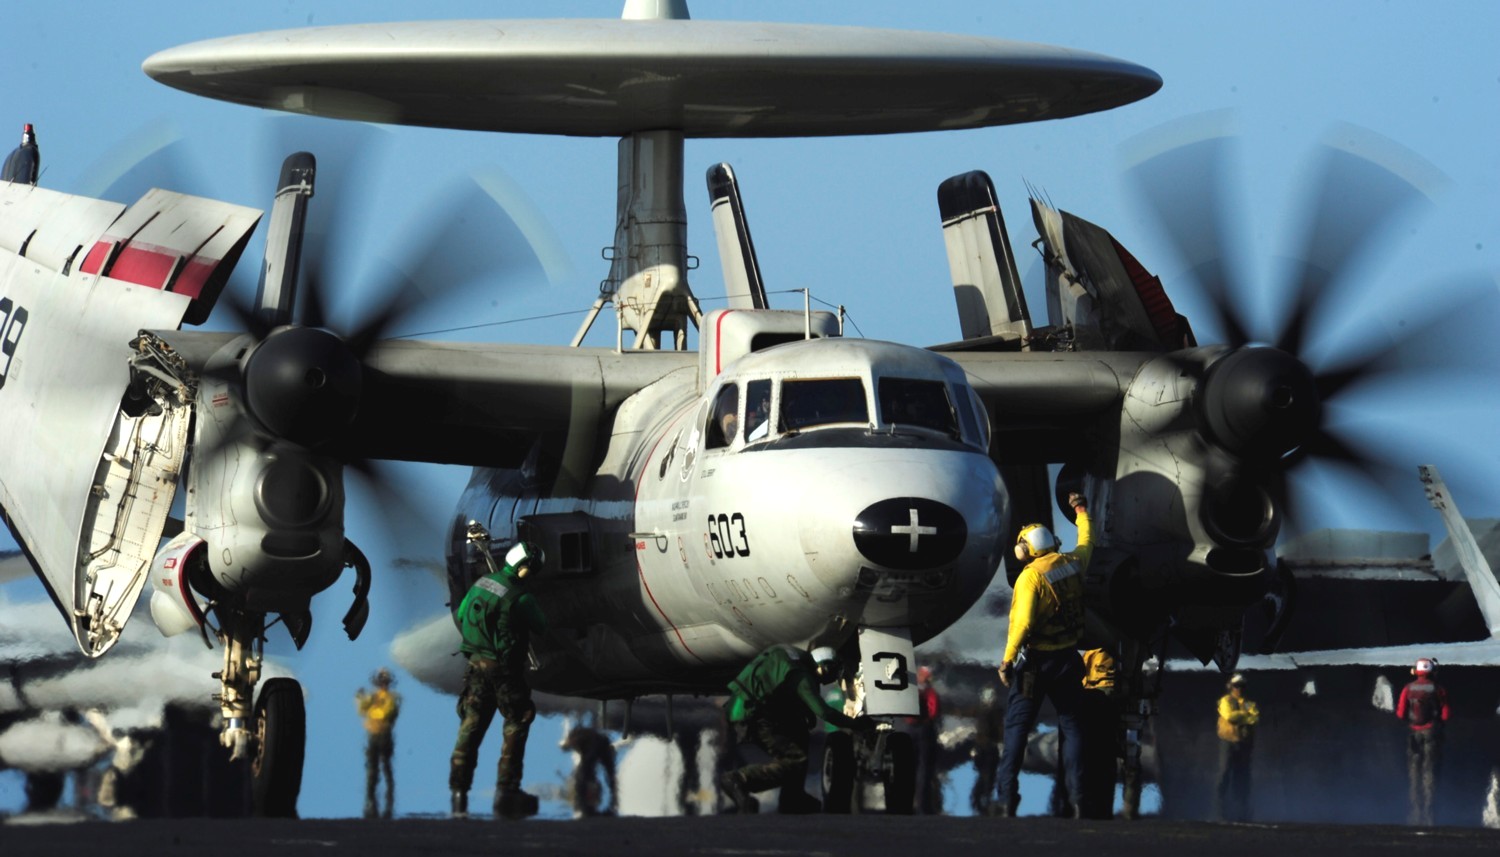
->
[821, 727, 915, 814]
[214, 609, 305, 817]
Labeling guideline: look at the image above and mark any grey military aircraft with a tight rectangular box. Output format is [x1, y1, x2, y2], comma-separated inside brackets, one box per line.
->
[0, 0, 1481, 816]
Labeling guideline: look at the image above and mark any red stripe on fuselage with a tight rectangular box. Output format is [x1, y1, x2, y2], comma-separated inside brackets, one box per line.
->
[633, 409, 705, 664]
[714, 309, 738, 376]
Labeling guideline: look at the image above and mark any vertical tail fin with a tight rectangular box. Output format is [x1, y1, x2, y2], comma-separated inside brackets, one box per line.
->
[707, 163, 768, 310]
[938, 171, 1030, 343]
[1420, 464, 1500, 638]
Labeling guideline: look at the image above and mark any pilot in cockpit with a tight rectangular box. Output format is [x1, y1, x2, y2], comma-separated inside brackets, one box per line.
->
[710, 385, 739, 448]
[745, 381, 771, 442]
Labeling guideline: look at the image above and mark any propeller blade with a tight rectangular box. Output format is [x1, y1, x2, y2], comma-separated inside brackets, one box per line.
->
[210, 287, 274, 342]
[344, 175, 548, 352]
[1124, 120, 1254, 347]
[1273, 129, 1440, 358]
[77, 120, 210, 203]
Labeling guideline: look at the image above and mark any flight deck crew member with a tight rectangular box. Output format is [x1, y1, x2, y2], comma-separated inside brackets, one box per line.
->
[719, 644, 882, 814]
[355, 667, 401, 818]
[995, 492, 1092, 817]
[1397, 657, 1450, 826]
[970, 685, 1004, 815]
[1051, 647, 1121, 819]
[449, 524, 548, 820]
[912, 665, 943, 814]
[1214, 672, 1259, 821]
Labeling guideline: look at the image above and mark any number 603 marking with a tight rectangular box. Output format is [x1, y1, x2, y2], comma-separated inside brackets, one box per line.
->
[707, 512, 750, 559]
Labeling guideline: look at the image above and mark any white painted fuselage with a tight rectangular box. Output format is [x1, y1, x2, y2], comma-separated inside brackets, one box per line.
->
[452, 337, 1006, 698]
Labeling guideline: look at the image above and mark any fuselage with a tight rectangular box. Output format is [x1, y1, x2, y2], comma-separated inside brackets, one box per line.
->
[450, 337, 1007, 698]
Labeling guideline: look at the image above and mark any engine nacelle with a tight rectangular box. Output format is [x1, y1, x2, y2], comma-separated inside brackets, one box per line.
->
[187, 339, 349, 614]
[148, 532, 209, 637]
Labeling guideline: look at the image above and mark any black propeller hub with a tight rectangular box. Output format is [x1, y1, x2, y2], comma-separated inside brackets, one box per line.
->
[1198, 346, 1320, 461]
[243, 326, 362, 447]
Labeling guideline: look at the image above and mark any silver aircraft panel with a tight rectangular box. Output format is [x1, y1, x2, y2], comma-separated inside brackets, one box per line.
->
[142, 20, 1161, 137]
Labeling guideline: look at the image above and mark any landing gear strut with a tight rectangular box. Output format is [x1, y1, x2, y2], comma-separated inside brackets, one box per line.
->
[820, 727, 915, 814]
[214, 608, 305, 817]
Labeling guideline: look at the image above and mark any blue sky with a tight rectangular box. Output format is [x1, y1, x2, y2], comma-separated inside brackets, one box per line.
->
[2, 0, 1498, 818]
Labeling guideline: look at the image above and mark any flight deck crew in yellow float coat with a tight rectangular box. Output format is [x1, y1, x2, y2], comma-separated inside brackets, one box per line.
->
[995, 492, 1092, 817]
[449, 528, 548, 820]
[356, 668, 401, 819]
[1214, 672, 1259, 821]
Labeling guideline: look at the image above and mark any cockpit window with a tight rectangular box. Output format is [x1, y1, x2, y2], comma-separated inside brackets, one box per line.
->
[745, 379, 772, 442]
[779, 378, 868, 432]
[878, 378, 958, 436]
[954, 384, 990, 450]
[707, 383, 739, 449]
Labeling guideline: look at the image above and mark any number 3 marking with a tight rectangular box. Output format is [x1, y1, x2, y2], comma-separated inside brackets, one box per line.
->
[872, 651, 910, 691]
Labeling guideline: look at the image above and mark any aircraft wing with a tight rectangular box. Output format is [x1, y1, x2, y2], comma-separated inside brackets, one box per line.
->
[1169, 638, 1500, 672]
[948, 351, 1141, 417]
[0, 182, 259, 656]
[150, 331, 699, 468]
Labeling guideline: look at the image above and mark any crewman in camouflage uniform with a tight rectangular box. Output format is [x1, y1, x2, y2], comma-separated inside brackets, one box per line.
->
[719, 644, 882, 814]
[449, 523, 547, 819]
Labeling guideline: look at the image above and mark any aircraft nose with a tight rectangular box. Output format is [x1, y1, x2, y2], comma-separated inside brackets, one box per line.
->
[852, 498, 968, 570]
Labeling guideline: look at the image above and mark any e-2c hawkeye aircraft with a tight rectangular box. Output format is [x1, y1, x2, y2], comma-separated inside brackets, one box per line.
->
[0, 1, 1460, 815]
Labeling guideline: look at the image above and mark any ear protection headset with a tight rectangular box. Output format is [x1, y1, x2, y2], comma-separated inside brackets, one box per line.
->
[1014, 524, 1058, 561]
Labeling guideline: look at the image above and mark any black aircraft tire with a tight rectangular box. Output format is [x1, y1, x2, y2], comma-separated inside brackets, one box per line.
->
[251, 677, 306, 818]
[883, 731, 916, 815]
[821, 731, 855, 814]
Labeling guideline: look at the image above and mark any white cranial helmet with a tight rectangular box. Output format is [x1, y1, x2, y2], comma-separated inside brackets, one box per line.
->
[505, 541, 542, 570]
[1014, 524, 1058, 561]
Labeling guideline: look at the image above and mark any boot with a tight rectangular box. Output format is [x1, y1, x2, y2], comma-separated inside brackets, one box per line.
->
[363, 798, 377, 819]
[718, 771, 759, 815]
[495, 789, 540, 819]
[450, 790, 468, 819]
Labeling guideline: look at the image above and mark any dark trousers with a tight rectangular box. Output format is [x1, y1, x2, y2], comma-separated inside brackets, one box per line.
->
[997, 648, 1084, 814]
[915, 721, 942, 814]
[732, 713, 811, 797]
[1078, 688, 1121, 818]
[364, 732, 394, 815]
[971, 746, 999, 815]
[449, 656, 535, 796]
[1407, 729, 1442, 826]
[1215, 739, 1253, 821]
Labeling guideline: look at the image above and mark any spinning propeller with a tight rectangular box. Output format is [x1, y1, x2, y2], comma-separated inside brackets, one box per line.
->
[1126, 123, 1495, 533]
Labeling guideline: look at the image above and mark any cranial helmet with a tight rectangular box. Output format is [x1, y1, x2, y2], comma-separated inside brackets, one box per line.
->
[809, 646, 837, 665]
[505, 541, 544, 571]
[1228, 672, 1247, 688]
[1413, 658, 1436, 676]
[373, 667, 393, 687]
[1014, 524, 1058, 561]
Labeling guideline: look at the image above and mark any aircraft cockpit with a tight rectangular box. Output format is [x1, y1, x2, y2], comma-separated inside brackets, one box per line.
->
[704, 339, 990, 454]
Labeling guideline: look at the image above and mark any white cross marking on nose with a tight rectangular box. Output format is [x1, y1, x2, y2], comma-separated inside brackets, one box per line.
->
[890, 508, 937, 552]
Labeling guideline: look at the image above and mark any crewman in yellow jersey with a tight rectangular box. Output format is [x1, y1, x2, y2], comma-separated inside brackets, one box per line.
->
[356, 667, 401, 818]
[1214, 672, 1259, 821]
[994, 492, 1092, 817]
